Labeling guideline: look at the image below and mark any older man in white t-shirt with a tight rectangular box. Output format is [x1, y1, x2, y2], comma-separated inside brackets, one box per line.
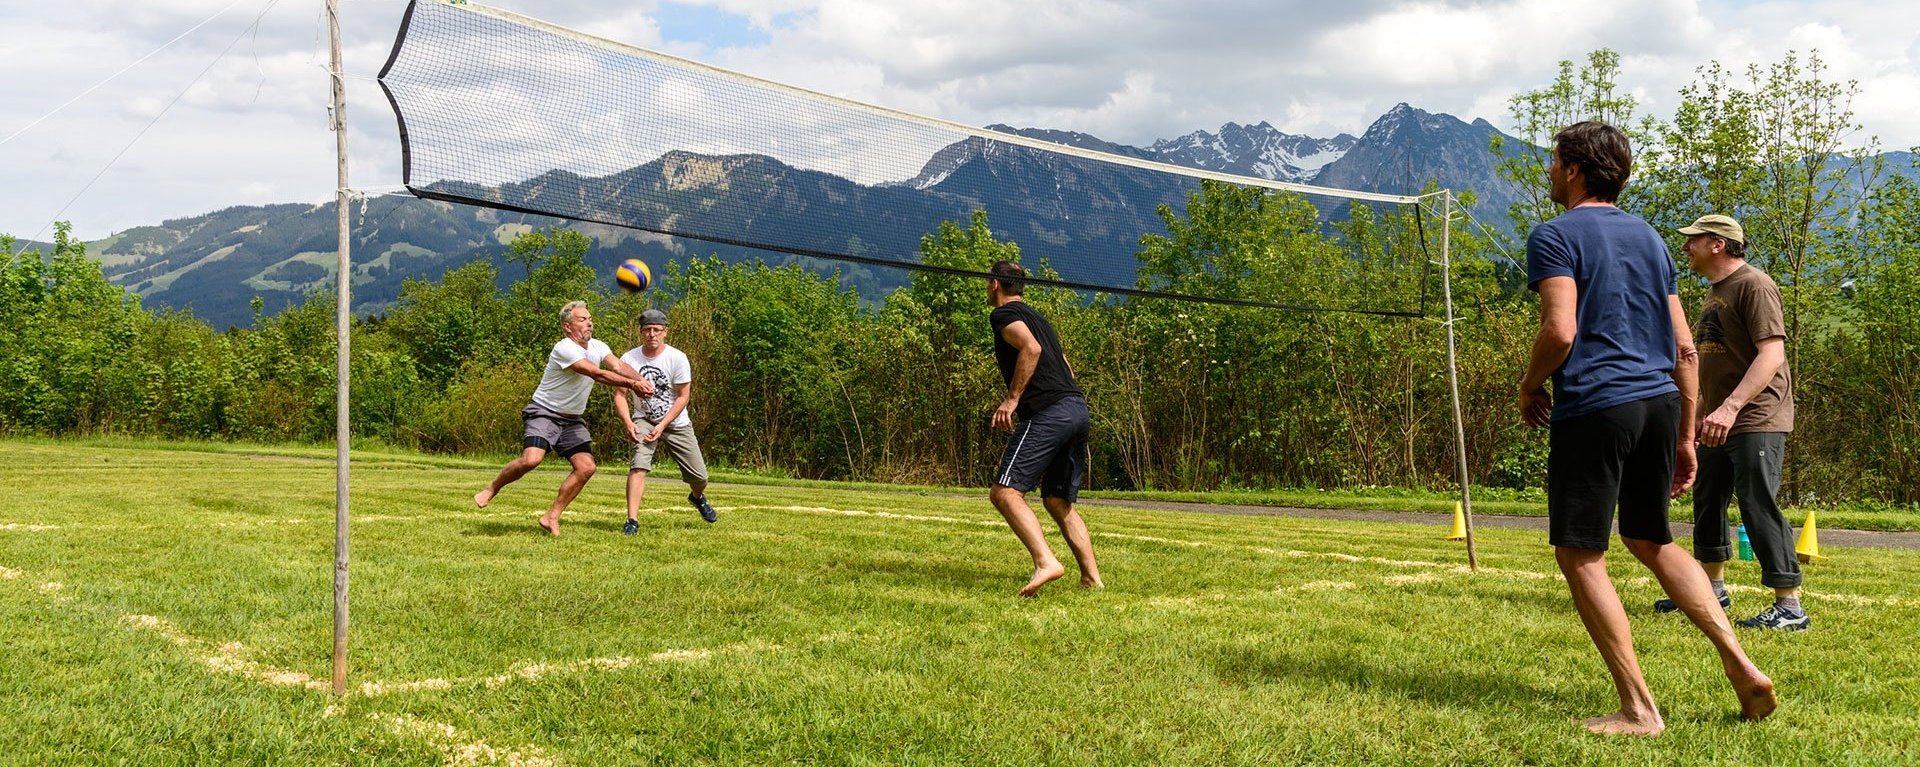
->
[475, 301, 652, 537]
[614, 308, 716, 531]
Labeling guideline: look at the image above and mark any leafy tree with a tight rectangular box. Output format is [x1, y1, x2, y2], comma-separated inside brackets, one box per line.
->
[1491, 49, 1658, 236]
[1, 224, 145, 432]
[895, 210, 1018, 480]
[383, 260, 508, 386]
[1638, 51, 1880, 378]
[501, 227, 599, 360]
[1825, 166, 1920, 501]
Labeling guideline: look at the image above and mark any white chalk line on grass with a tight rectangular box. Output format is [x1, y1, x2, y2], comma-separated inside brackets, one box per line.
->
[759, 502, 1920, 609]
[122, 614, 334, 692]
[1, 522, 61, 532]
[352, 639, 783, 699]
[1255, 546, 1560, 582]
[757, 502, 1506, 577]
[753, 504, 1553, 601]
[1280, 580, 1359, 593]
[3, 566, 559, 764]
[1100, 532, 1207, 548]
[1622, 575, 1907, 608]
[736, 504, 1000, 529]
[208, 518, 309, 528]
[372, 713, 559, 767]
[98, 505, 695, 530]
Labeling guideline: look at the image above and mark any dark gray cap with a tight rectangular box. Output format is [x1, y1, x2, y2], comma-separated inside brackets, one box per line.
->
[639, 308, 669, 326]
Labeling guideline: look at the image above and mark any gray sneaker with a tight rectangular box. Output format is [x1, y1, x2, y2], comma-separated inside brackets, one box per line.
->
[1654, 590, 1731, 613]
[1737, 603, 1810, 631]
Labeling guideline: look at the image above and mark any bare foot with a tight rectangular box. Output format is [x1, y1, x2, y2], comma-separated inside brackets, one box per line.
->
[1018, 562, 1066, 598]
[1733, 672, 1778, 721]
[537, 516, 560, 537]
[474, 489, 494, 509]
[1080, 575, 1104, 589]
[1577, 711, 1665, 737]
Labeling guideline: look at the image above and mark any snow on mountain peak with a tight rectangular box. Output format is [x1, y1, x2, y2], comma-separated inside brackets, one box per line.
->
[1150, 122, 1356, 182]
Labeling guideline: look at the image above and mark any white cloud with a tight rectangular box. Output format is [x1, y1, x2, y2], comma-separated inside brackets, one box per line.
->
[2, 0, 1916, 240]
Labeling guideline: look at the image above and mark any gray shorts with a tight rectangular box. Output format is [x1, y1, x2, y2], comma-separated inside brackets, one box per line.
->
[522, 403, 593, 457]
[630, 420, 709, 484]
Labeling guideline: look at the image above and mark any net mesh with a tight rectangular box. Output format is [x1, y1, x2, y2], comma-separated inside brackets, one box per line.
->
[378, 0, 1438, 315]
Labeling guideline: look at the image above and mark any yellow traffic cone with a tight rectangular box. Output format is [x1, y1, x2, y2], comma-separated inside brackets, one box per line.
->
[1796, 509, 1827, 563]
[1445, 501, 1467, 541]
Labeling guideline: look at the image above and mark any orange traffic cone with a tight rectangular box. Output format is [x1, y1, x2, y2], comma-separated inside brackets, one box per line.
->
[1796, 509, 1827, 563]
[1445, 501, 1467, 541]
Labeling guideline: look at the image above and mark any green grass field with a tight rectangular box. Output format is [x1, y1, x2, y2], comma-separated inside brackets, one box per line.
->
[3, 440, 1917, 765]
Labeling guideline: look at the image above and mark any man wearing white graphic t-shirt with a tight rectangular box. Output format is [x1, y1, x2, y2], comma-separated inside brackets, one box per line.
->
[474, 301, 653, 537]
[614, 308, 716, 531]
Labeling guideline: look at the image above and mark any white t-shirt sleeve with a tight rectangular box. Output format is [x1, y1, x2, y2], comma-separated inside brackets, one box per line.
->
[532, 338, 605, 414]
[670, 348, 692, 385]
[585, 339, 613, 366]
[549, 338, 589, 370]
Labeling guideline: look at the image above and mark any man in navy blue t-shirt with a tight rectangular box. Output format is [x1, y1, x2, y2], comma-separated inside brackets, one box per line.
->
[1518, 121, 1775, 735]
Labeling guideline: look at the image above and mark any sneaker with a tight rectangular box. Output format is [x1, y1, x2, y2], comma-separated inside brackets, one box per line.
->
[690, 494, 717, 524]
[623, 518, 639, 536]
[1654, 591, 1731, 613]
[1737, 603, 1810, 631]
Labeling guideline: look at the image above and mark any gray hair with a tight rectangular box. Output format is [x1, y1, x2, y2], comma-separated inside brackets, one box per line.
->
[559, 300, 589, 326]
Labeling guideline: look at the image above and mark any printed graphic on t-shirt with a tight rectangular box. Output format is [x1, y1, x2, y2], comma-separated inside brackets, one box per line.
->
[636, 364, 673, 422]
[1697, 295, 1729, 355]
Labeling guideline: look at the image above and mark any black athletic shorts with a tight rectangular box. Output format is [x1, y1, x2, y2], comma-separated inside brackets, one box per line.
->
[993, 395, 1089, 502]
[1547, 392, 1679, 550]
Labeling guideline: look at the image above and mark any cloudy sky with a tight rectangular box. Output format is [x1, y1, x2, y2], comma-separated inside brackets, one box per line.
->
[3, 0, 1916, 241]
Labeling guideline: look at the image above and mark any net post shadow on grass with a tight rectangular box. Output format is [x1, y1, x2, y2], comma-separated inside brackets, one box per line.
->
[351, 0, 1484, 683]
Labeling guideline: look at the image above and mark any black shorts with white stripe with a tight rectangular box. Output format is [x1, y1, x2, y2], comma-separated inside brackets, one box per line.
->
[993, 395, 1089, 502]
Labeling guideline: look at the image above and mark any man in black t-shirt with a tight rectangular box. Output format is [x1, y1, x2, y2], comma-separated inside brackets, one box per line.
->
[985, 260, 1101, 597]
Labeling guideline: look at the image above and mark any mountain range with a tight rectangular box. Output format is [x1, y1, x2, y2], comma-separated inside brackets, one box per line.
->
[0, 104, 1642, 326]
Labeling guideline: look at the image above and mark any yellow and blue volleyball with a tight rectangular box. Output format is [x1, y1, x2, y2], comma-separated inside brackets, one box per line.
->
[614, 258, 652, 293]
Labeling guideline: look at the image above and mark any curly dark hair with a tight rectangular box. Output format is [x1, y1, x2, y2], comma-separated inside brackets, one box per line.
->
[1553, 121, 1633, 202]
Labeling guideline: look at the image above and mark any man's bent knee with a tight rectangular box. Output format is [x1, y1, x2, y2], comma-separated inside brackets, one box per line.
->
[989, 484, 1024, 505]
[1554, 544, 1606, 568]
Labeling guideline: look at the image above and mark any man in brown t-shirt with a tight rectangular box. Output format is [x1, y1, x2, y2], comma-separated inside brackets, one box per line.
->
[1658, 214, 1806, 630]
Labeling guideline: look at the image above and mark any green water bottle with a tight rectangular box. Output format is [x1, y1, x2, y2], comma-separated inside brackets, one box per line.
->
[1737, 524, 1754, 561]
